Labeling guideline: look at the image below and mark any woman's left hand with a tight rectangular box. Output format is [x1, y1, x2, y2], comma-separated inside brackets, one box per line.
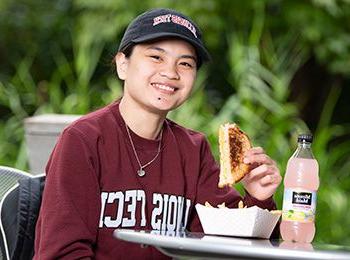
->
[241, 147, 282, 201]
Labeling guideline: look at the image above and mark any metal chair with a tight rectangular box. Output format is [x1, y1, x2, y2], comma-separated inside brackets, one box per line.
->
[0, 166, 33, 260]
[0, 166, 32, 200]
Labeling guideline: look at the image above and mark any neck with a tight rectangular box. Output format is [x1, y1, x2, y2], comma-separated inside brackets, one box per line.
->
[119, 96, 166, 140]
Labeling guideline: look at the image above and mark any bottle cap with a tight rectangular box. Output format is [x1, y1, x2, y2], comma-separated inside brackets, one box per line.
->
[298, 134, 313, 143]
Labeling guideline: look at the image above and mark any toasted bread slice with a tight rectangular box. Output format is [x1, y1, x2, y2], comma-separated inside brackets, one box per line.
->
[218, 123, 251, 187]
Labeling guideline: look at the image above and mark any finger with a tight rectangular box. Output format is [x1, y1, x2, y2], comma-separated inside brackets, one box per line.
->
[246, 164, 275, 180]
[244, 153, 275, 165]
[259, 174, 276, 186]
[245, 147, 265, 156]
[261, 172, 283, 185]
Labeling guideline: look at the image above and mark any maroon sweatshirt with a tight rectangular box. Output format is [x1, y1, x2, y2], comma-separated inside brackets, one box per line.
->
[34, 101, 276, 259]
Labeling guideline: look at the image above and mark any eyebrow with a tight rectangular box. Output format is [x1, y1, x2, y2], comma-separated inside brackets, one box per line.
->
[146, 46, 197, 62]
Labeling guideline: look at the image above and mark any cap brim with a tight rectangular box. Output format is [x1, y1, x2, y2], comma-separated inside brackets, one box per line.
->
[130, 32, 211, 64]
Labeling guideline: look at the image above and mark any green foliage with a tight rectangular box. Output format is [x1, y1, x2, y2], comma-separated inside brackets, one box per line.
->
[1, 0, 350, 245]
[313, 82, 350, 244]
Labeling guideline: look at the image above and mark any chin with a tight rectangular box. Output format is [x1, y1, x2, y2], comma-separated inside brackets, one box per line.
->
[150, 99, 179, 113]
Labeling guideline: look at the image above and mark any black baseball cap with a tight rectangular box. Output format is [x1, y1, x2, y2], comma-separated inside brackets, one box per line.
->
[118, 8, 210, 67]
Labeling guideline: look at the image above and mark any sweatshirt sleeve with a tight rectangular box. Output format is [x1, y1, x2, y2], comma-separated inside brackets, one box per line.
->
[34, 127, 101, 259]
[188, 137, 277, 232]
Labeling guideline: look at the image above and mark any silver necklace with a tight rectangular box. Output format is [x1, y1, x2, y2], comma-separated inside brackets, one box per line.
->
[125, 123, 163, 177]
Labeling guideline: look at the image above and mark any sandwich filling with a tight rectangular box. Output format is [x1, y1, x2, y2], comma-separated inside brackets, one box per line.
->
[218, 123, 251, 187]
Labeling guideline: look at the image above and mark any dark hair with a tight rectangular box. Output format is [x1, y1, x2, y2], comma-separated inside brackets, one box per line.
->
[122, 44, 135, 58]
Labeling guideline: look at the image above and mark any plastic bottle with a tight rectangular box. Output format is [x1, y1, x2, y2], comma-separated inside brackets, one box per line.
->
[280, 134, 319, 243]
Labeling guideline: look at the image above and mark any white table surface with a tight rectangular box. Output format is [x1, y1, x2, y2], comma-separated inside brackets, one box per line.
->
[114, 229, 350, 259]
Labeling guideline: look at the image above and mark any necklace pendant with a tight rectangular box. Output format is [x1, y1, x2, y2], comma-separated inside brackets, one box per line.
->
[137, 168, 146, 177]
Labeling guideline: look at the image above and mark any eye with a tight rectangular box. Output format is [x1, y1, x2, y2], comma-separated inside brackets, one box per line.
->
[149, 55, 161, 61]
[179, 61, 195, 69]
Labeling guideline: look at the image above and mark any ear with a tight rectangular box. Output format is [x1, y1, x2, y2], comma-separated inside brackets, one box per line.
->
[115, 52, 129, 80]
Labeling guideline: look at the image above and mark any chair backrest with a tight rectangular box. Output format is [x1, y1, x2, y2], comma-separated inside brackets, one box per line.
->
[0, 166, 45, 260]
[0, 166, 32, 201]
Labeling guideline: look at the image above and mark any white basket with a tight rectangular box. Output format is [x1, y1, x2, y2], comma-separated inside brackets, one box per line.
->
[195, 204, 280, 239]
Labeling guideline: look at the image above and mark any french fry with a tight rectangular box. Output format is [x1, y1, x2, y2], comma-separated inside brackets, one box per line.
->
[205, 201, 214, 208]
[270, 210, 282, 215]
[217, 202, 226, 208]
[205, 200, 281, 214]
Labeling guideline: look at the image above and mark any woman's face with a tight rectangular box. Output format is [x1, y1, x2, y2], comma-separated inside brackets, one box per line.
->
[116, 38, 197, 114]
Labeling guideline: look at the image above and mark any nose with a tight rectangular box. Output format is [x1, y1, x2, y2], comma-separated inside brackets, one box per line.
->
[159, 63, 180, 80]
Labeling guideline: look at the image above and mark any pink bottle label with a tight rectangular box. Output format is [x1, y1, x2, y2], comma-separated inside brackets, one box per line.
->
[282, 188, 317, 223]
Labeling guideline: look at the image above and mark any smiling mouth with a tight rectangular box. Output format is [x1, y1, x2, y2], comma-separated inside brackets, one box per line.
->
[152, 83, 178, 93]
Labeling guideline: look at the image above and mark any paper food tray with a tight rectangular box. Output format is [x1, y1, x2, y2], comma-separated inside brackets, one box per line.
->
[195, 203, 280, 239]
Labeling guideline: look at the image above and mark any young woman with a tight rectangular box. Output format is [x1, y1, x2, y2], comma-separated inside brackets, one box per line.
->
[34, 8, 281, 259]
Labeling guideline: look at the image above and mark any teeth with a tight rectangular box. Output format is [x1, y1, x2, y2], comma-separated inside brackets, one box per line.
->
[153, 83, 175, 92]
